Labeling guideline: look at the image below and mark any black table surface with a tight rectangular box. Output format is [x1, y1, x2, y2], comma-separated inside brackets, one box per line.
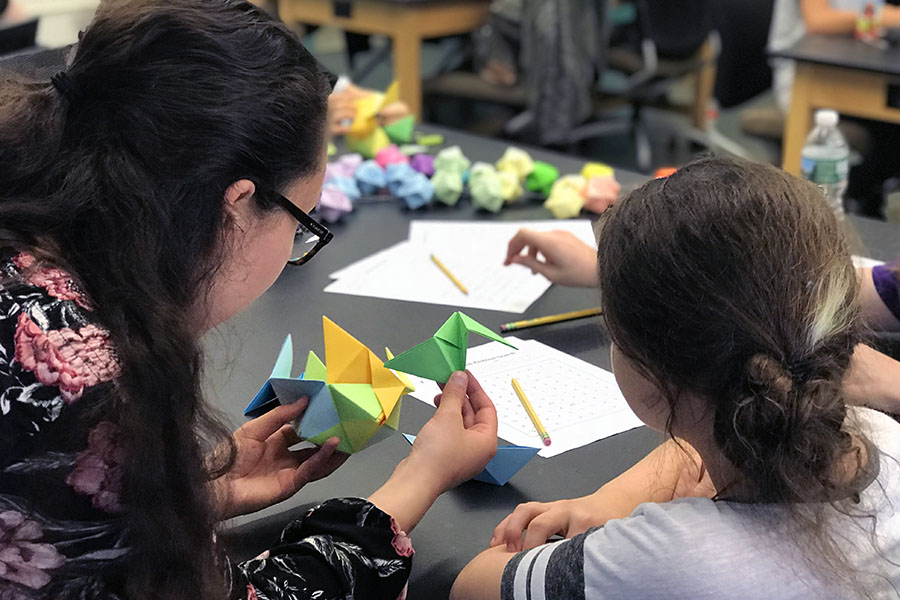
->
[209, 125, 900, 597]
[770, 33, 900, 76]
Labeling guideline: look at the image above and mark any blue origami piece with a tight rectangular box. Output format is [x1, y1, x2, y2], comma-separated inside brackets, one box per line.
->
[355, 159, 387, 196]
[326, 176, 362, 204]
[396, 172, 434, 210]
[385, 162, 418, 196]
[402, 434, 539, 486]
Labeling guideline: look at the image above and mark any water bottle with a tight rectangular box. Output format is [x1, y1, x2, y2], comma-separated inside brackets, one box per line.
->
[801, 109, 849, 218]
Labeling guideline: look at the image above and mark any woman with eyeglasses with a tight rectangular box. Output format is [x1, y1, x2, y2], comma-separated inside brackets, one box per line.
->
[0, 2, 497, 599]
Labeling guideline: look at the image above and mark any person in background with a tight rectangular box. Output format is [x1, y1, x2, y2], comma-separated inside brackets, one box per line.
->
[770, 0, 900, 217]
[457, 157, 900, 599]
[0, 1, 496, 599]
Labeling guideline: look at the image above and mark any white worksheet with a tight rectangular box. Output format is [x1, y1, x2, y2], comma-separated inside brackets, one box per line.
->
[407, 337, 643, 458]
[324, 220, 598, 313]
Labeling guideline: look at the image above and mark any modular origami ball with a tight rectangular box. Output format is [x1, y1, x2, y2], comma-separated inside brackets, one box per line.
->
[375, 144, 410, 168]
[386, 163, 418, 196]
[397, 172, 434, 209]
[433, 145, 471, 176]
[355, 160, 387, 196]
[432, 170, 464, 206]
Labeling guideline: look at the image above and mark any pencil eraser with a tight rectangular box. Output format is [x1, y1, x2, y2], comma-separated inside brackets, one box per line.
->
[543, 437, 552, 446]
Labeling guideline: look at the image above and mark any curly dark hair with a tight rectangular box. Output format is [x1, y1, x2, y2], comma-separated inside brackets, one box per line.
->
[0, 1, 331, 597]
[596, 156, 895, 597]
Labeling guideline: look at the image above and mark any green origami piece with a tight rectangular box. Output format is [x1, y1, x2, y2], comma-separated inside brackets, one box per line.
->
[383, 312, 517, 383]
[432, 170, 464, 206]
[383, 115, 416, 144]
[525, 161, 560, 196]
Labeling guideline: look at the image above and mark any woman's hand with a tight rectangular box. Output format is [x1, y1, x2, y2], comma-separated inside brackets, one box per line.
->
[212, 400, 349, 520]
[504, 229, 599, 288]
[328, 83, 369, 135]
[369, 371, 498, 533]
[489, 494, 608, 552]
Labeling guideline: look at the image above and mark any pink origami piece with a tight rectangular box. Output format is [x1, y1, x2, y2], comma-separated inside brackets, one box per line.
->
[375, 144, 410, 169]
[317, 187, 353, 223]
[583, 175, 621, 214]
[326, 153, 364, 181]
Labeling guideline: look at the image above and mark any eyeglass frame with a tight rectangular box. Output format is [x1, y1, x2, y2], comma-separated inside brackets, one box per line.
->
[253, 184, 334, 267]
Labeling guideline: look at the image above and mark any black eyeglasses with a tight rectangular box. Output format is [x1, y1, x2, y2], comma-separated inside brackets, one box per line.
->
[266, 188, 334, 267]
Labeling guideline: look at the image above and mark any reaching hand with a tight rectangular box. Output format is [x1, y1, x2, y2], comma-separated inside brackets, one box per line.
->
[328, 83, 369, 135]
[212, 401, 349, 520]
[504, 229, 599, 288]
[489, 495, 609, 552]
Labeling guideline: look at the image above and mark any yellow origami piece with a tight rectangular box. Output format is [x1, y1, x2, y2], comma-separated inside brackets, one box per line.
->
[544, 175, 587, 219]
[345, 82, 416, 159]
[496, 147, 535, 181]
[498, 170, 525, 204]
[581, 162, 614, 179]
[244, 317, 414, 454]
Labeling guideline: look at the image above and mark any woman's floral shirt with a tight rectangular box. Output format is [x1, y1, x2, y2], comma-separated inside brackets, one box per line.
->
[0, 252, 412, 600]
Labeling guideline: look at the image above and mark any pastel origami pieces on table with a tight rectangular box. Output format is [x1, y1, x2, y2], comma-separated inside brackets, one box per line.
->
[317, 187, 353, 223]
[346, 127, 391, 160]
[355, 160, 388, 195]
[244, 318, 415, 454]
[498, 170, 525, 204]
[383, 115, 416, 145]
[325, 176, 362, 203]
[396, 172, 434, 210]
[432, 170, 464, 206]
[386, 163, 418, 196]
[468, 162, 504, 213]
[326, 153, 364, 181]
[376, 144, 410, 169]
[525, 161, 560, 196]
[496, 147, 535, 181]
[581, 161, 614, 180]
[410, 154, 436, 177]
[433, 145, 471, 176]
[383, 311, 517, 384]
[544, 175, 587, 219]
[402, 434, 539, 486]
[583, 175, 621, 214]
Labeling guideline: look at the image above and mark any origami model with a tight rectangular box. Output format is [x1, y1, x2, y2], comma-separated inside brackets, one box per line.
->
[525, 161, 560, 196]
[383, 312, 517, 383]
[345, 81, 416, 158]
[355, 160, 387, 196]
[316, 187, 353, 223]
[496, 147, 535, 181]
[410, 154, 436, 177]
[432, 170, 464, 206]
[469, 163, 504, 213]
[244, 318, 415, 454]
[396, 172, 434, 210]
[544, 175, 587, 219]
[325, 176, 362, 203]
[583, 175, 620, 214]
[376, 144, 410, 169]
[580, 161, 614, 180]
[402, 434, 539, 486]
[498, 170, 525, 204]
[386, 163, 418, 196]
[433, 145, 471, 176]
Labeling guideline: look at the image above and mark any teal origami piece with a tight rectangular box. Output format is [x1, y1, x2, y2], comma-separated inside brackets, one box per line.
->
[244, 318, 413, 454]
[383, 312, 517, 383]
[402, 434, 539, 485]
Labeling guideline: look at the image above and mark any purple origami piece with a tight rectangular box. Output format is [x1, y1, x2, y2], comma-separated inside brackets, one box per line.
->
[397, 172, 434, 209]
[410, 154, 436, 177]
[354, 160, 387, 196]
[386, 163, 418, 196]
[325, 153, 363, 181]
[325, 176, 361, 203]
[375, 144, 409, 169]
[316, 187, 353, 223]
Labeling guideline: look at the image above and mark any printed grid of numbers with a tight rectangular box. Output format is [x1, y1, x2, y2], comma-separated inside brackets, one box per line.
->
[477, 359, 623, 437]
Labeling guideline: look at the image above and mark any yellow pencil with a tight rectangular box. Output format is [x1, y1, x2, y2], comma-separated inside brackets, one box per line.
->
[511, 378, 551, 446]
[430, 253, 469, 295]
[500, 307, 603, 333]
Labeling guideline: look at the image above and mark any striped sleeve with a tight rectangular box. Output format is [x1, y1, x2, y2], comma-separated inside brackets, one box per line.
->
[499, 528, 594, 600]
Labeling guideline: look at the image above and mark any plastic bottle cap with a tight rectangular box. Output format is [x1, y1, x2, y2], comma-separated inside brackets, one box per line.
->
[815, 109, 839, 128]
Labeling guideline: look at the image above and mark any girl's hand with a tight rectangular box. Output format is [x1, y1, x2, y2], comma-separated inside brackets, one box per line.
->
[489, 495, 607, 552]
[409, 370, 498, 490]
[212, 400, 349, 520]
[504, 229, 599, 288]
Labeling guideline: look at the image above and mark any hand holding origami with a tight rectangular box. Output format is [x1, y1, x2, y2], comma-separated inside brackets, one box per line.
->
[212, 400, 349, 520]
[405, 371, 499, 489]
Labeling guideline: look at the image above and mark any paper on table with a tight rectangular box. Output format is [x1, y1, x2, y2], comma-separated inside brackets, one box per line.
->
[324, 220, 598, 313]
[408, 337, 643, 458]
[852, 255, 886, 269]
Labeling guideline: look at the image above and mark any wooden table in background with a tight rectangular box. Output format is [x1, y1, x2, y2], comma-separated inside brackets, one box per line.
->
[276, 0, 490, 118]
[773, 34, 900, 176]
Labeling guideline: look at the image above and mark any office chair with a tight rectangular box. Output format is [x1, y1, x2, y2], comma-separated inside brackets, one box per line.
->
[0, 18, 37, 56]
[564, 0, 737, 172]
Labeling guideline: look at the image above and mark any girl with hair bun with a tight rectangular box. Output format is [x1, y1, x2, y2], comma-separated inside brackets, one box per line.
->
[455, 156, 900, 599]
[0, 2, 497, 599]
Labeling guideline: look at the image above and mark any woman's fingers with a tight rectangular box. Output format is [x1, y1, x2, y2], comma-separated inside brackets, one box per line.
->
[239, 399, 308, 442]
